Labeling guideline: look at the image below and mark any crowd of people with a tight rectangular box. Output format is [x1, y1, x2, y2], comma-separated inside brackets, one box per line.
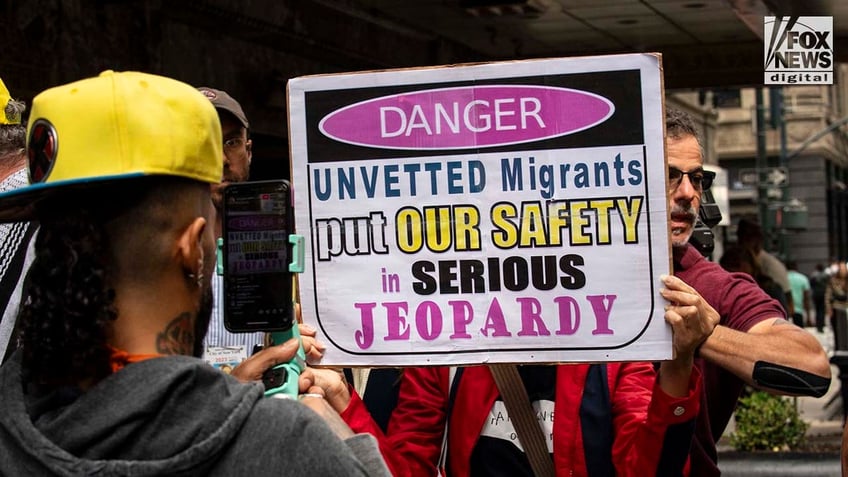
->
[0, 69, 837, 476]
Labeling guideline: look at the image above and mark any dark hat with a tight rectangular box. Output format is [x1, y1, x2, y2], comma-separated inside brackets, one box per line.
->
[197, 87, 249, 129]
[736, 218, 762, 239]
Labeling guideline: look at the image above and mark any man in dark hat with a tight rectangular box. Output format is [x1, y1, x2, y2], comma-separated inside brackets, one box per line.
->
[196, 86, 266, 366]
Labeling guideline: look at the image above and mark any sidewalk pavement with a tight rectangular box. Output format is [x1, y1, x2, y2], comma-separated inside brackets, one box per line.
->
[796, 325, 844, 447]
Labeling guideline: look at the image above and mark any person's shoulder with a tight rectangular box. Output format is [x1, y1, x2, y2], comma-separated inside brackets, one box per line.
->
[698, 265, 776, 313]
[0, 167, 28, 193]
[674, 243, 712, 272]
[110, 355, 262, 407]
[243, 394, 344, 436]
[214, 398, 376, 476]
[247, 394, 312, 420]
[761, 251, 789, 271]
[675, 247, 727, 281]
[232, 396, 336, 452]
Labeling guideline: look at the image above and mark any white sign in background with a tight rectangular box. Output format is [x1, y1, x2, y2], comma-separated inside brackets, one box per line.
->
[288, 54, 671, 366]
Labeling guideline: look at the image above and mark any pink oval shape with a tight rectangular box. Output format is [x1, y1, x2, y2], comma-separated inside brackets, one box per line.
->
[319, 85, 614, 150]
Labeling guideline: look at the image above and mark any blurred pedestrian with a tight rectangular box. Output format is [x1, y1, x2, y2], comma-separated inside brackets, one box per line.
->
[719, 245, 788, 312]
[827, 262, 848, 349]
[787, 260, 813, 328]
[810, 263, 828, 333]
[737, 218, 793, 316]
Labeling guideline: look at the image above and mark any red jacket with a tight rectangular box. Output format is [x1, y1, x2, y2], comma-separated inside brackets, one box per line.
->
[343, 362, 700, 477]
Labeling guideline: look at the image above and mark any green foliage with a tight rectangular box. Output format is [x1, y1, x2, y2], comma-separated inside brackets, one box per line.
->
[729, 390, 808, 452]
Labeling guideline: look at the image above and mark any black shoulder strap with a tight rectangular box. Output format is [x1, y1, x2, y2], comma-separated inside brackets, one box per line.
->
[447, 366, 464, 420]
[0, 222, 35, 315]
[440, 366, 464, 477]
[580, 363, 614, 477]
[361, 368, 401, 433]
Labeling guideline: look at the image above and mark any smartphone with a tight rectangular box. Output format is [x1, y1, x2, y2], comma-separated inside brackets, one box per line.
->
[222, 180, 294, 333]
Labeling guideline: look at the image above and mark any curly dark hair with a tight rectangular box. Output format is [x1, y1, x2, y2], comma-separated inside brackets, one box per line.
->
[19, 192, 118, 388]
[18, 176, 212, 388]
[0, 99, 26, 157]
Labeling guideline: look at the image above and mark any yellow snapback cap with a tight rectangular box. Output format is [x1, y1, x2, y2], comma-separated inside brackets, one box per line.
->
[0, 70, 223, 222]
[0, 77, 21, 125]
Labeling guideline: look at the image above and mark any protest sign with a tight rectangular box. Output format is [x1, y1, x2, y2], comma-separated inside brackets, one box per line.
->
[288, 53, 670, 366]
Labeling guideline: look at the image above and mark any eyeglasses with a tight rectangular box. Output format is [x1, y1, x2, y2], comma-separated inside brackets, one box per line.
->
[223, 137, 245, 150]
[669, 167, 715, 191]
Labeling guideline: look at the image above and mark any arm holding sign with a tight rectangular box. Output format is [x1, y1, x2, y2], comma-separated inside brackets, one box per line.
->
[605, 273, 714, 474]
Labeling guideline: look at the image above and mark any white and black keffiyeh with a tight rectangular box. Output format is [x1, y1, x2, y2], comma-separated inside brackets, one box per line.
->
[0, 168, 34, 361]
[0, 169, 29, 282]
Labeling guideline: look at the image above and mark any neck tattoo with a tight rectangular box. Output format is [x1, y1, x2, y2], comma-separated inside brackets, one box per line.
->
[156, 312, 195, 355]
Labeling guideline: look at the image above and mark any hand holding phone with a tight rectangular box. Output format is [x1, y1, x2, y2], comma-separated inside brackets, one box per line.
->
[262, 327, 306, 398]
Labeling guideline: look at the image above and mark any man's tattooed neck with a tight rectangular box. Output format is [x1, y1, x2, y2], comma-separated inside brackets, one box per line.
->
[156, 312, 195, 355]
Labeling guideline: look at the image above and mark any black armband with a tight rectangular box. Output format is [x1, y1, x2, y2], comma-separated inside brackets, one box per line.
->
[752, 361, 830, 397]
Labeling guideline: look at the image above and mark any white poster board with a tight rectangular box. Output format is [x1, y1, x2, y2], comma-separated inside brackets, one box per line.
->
[288, 53, 671, 366]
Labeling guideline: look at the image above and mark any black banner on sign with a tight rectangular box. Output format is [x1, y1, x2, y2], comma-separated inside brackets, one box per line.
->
[303, 70, 644, 162]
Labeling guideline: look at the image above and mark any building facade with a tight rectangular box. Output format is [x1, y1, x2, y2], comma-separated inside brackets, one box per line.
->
[678, 64, 848, 274]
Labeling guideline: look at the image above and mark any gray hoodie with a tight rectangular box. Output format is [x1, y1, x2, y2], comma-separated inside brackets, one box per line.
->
[0, 352, 389, 476]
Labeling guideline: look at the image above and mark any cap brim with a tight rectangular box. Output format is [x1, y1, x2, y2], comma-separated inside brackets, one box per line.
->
[215, 108, 249, 130]
[0, 173, 145, 223]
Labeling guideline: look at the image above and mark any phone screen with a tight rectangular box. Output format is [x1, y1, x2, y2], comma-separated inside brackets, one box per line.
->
[222, 180, 293, 332]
